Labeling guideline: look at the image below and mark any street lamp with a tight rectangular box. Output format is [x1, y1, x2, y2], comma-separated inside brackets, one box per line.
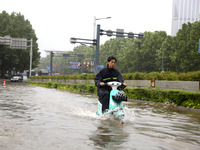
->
[70, 20, 144, 74]
[93, 17, 111, 73]
[93, 16, 111, 39]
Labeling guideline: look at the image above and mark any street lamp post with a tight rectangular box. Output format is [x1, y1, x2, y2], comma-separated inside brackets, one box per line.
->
[93, 17, 111, 40]
[93, 17, 111, 73]
[162, 46, 164, 71]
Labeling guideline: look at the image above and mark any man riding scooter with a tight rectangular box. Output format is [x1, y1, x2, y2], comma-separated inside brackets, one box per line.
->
[94, 56, 127, 114]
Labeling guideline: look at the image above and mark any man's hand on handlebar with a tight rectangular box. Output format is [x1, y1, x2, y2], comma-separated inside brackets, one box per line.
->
[121, 83, 127, 89]
[100, 82, 105, 86]
[122, 83, 127, 86]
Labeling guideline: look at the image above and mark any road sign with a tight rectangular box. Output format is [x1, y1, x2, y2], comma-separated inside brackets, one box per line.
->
[70, 62, 80, 65]
[0, 36, 11, 45]
[10, 38, 27, 49]
[47, 66, 54, 71]
[91, 61, 94, 65]
[116, 29, 124, 40]
[69, 66, 80, 69]
[98, 65, 104, 68]
[70, 62, 80, 69]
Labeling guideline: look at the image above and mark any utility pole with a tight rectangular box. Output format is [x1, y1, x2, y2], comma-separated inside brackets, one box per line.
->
[50, 52, 54, 75]
[93, 17, 111, 40]
[29, 39, 33, 76]
[162, 46, 164, 71]
[95, 24, 100, 73]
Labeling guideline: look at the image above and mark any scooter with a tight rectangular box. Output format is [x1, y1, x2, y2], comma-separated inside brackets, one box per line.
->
[96, 81, 127, 120]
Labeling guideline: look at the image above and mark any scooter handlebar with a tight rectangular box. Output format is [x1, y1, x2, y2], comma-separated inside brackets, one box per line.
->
[103, 83, 108, 86]
[106, 81, 121, 86]
[101, 82, 126, 89]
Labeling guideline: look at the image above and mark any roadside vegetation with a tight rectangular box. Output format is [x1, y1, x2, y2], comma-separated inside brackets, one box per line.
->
[30, 70, 200, 81]
[26, 81, 200, 109]
[0, 11, 40, 76]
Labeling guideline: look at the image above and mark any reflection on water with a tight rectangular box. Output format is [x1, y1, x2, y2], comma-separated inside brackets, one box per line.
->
[90, 120, 128, 149]
[0, 84, 200, 150]
[131, 102, 200, 150]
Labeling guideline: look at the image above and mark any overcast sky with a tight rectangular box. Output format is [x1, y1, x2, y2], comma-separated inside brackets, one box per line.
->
[0, 0, 173, 57]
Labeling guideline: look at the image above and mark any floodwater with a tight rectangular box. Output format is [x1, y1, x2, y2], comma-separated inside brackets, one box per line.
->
[0, 83, 200, 150]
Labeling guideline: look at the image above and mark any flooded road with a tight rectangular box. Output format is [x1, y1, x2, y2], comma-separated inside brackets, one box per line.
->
[0, 84, 200, 150]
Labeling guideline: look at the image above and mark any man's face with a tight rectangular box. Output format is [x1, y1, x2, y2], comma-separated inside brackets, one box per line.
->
[107, 59, 116, 69]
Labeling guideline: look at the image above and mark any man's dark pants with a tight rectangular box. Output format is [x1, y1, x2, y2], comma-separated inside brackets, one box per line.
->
[98, 89, 111, 113]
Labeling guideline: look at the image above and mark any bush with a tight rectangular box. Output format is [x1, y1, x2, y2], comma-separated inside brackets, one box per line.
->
[125, 88, 200, 109]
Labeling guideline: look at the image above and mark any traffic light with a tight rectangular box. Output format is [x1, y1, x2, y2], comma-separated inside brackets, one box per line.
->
[87, 62, 90, 67]
[128, 32, 134, 38]
[77, 63, 81, 67]
[63, 54, 70, 57]
[51, 52, 54, 57]
[70, 37, 76, 44]
[106, 30, 113, 37]
[138, 33, 144, 39]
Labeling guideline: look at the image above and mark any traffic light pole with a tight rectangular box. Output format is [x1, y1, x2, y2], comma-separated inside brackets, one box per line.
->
[70, 24, 144, 73]
[95, 24, 100, 73]
[29, 39, 33, 77]
[50, 52, 53, 75]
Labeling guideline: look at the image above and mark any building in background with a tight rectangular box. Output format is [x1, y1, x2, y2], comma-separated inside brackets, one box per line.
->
[171, 0, 200, 36]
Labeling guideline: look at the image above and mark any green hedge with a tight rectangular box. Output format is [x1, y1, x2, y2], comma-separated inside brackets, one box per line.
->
[124, 88, 200, 109]
[26, 81, 200, 109]
[30, 71, 200, 81]
[26, 81, 97, 94]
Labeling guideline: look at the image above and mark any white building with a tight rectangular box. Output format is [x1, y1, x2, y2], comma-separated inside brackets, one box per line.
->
[171, 0, 200, 36]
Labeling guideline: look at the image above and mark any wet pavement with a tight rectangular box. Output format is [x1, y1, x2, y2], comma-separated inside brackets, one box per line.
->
[0, 84, 200, 150]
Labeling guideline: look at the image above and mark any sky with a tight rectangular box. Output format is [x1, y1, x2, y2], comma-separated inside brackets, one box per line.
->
[0, 0, 173, 57]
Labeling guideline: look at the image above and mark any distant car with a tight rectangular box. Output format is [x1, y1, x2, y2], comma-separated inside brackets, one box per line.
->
[54, 73, 60, 75]
[11, 76, 23, 82]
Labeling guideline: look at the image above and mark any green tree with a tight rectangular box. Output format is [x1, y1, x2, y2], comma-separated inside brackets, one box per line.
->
[139, 31, 167, 72]
[164, 21, 200, 72]
[176, 22, 200, 72]
[162, 36, 179, 72]
[99, 38, 129, 72]
[0, 11, 40, 76]
[117, 38, 140, 73]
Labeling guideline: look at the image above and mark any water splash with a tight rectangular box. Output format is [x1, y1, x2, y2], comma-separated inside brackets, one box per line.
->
[122, 106, 135, 125]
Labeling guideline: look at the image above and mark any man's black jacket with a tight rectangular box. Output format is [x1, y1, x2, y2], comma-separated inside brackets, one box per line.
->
[94, 67, 124, 92]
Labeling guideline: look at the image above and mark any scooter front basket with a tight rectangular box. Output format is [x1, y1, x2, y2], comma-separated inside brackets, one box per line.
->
[112, 95, 127, 101]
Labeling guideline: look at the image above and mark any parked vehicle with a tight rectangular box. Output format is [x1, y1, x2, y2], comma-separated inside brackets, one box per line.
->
[54, 73, 60, 75]
[11, 76, 23, 82]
